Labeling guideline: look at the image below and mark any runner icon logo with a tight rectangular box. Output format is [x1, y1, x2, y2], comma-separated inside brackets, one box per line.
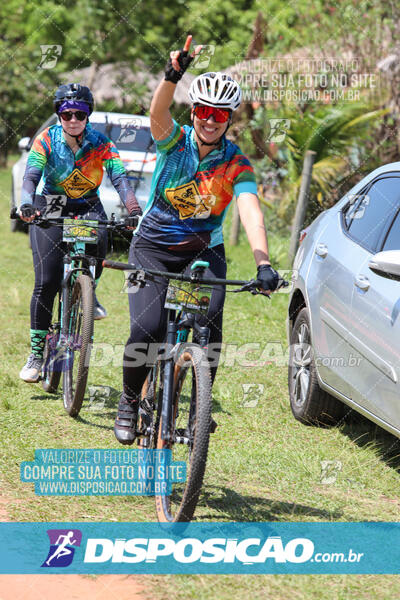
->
[41, 529, 82, 568]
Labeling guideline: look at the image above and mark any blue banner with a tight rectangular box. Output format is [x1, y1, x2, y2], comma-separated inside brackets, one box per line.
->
[0, 522, 399, 574]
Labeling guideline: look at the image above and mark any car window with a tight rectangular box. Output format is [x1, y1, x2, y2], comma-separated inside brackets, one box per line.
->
[91, 122, 155, 153]
[344, 176, 400, 252]
[382, 210, 400, 251]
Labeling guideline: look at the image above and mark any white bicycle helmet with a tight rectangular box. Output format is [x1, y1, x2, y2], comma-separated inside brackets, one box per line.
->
[189, 72, 242, 111]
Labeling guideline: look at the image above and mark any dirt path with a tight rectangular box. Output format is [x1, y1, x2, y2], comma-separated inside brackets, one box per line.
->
[0, 495, 150, 600]
[0, 574, 148, 600]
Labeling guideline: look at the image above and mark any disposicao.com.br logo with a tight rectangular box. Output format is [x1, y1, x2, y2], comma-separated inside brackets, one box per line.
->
[35, 527, 364, 573]
[82, 535, 359, 565]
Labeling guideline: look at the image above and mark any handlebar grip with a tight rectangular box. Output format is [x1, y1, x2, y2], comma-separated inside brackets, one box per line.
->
[10, 207, 19, 219]
[102, 259, 136, 270]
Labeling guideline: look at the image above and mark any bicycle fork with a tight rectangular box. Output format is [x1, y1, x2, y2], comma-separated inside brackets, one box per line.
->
[160, 317, 210, 444]
[160, 321, 178, 444]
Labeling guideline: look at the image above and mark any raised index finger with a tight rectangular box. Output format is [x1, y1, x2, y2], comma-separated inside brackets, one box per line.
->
[183, 35, 192, 53]
[192, 44, 203, 57]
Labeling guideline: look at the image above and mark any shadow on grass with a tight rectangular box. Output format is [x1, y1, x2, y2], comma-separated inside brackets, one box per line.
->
[30, 393, 61, 401]
[211, 396, 230, 416]
[197, 486, 343, 521]
[73, 385, 121, 429]
[31, 386, 120, 429]
[339, 411, 400, 473]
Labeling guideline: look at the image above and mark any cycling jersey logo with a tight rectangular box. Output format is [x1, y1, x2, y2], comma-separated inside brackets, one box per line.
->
[60, 168, 96, 199]
[41, 529, 82, 568]
[165, 181, 216, 219]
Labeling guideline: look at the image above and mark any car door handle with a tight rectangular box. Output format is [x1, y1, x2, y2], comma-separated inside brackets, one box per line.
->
[315, 243, 328, 258]
[354, 275, 370, 291]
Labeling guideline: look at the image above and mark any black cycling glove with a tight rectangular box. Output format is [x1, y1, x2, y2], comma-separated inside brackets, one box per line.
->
[165, 49, 194, 83]
[256, 264, 280, 292]
[125, 212, 140, 228]
[19, 204, 35, 219]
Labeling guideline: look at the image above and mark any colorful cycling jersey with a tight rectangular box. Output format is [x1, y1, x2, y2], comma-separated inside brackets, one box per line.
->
[137, 119, 257, 249]
[21, 123, 137, 212]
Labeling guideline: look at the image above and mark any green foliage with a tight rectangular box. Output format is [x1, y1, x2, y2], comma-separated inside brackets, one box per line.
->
[0, 3, 60, 162]
[282, 102, 387, 220]
[243, 100, 387, 227]
[179, 0, 258, 71]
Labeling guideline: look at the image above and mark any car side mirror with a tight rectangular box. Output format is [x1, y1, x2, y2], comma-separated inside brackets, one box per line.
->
[18, 137, 31, 151]
[369, 250, 400, 282]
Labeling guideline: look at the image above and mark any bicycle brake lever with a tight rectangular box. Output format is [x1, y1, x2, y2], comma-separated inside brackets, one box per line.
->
[232, 283, 251, 293]
[232, 279, 263, 294]
[247, 279, 272, 298]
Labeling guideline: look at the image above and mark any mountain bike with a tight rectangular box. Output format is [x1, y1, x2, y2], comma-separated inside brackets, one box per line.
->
[104, 258, 288, 522]
[11, 208, 133, 416]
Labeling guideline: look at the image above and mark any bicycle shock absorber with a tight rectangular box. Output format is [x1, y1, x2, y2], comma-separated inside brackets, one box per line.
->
[197, 326, 210, 349]
[88, 256, 97, 280]
[192, 320, 210, 349]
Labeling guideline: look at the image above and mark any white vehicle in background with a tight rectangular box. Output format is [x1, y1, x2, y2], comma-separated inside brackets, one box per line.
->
[11, 111, 156, 231]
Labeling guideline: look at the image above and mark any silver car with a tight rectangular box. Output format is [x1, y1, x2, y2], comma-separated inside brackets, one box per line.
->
[11, 111, 156, 231]
[287, 162, 400, 437]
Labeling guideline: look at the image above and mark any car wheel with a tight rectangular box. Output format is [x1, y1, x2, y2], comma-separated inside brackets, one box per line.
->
[288, 307, 346, 426]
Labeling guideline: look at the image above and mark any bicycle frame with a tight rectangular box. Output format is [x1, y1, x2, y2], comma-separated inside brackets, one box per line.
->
[59, 238, 96, 344]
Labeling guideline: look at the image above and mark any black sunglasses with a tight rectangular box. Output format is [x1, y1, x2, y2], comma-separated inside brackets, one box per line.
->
[59, 110, 88, 122]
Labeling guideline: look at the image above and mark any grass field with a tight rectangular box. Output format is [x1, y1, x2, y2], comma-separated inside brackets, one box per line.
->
[1, 158, 400, 598]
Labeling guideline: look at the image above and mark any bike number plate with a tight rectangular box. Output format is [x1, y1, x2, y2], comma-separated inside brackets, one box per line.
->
[164, 280, 212, 314]
[63, 219, 98, 243]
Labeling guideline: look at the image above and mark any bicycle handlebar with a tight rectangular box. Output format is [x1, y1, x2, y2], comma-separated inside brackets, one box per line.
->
[103, 259, 249, 285]
[10, 207, 137, 229]
[102, 259, 289, 293]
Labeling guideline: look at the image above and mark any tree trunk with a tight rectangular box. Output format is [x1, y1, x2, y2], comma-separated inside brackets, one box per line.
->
[229, 201, 241, 246]
[289, 151, 316, 264]
[87, 61, 99, 89]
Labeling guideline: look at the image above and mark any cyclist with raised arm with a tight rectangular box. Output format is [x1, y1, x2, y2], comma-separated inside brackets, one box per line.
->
[114, 36, 280, 444]
[19, 83, 141, 383]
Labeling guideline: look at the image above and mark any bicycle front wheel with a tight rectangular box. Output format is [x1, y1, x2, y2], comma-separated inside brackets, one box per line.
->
[62, 274, 94, 417]
[155, 344, 212, 523]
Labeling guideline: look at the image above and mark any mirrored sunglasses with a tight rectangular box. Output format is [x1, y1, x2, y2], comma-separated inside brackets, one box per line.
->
[194, 105, 231, 123]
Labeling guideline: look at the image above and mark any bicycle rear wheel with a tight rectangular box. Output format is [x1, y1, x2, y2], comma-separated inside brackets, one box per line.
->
[62, 274, 94, 417]
[42, 293, 62, 394]
[155, 344, 212, 522]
